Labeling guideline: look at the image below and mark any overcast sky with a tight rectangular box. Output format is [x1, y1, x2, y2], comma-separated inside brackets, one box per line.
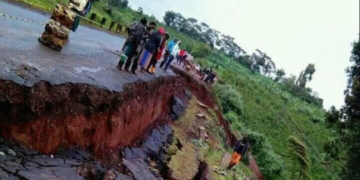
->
[129, 0, 359, 109]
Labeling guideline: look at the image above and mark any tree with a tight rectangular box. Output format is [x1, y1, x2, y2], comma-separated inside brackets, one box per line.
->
[138, 7, 143, 15]
[343, 37, 360, 180]
[275, 69, 286, 82]
[164, 11, 177, 26]
[237, 55, 253, 70]
[296, 64, 316, 88]
[162, 10, 243, 58]
[325, 106, 341, 127]
[187, 18, 198, 24]
[108, 0, 128, 8]
[251, 49, 275, 76]
[120, 0, 128, 8]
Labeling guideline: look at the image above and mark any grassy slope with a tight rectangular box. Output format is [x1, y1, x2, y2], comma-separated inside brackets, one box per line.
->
[169, 98, 256, 180]
[209, 61, 344, 179]
[17, 0, 344, 179]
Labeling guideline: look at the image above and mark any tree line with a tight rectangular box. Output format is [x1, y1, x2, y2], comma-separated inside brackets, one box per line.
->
[323, 37, 360, 180]
[163, 10, 323, 107]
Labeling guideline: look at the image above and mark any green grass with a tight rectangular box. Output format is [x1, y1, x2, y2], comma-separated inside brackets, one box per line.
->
[207, 56, 345, 180]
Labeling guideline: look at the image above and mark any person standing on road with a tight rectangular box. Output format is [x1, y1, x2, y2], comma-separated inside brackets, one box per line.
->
[128, 21, 156, 74]
[69, 0, 94, 32]
[117, 18, 147, 71]
[177, 49, 186, 64]
[138, 28, 165, 72]
[147, 32, 170, 74]
[160, 38, 178, 68]
[164, 41, 181, 71]
[228, 137, 249, 169]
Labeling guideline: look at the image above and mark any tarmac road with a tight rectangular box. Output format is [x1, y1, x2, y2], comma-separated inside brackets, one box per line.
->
[0, 0, 174, 92]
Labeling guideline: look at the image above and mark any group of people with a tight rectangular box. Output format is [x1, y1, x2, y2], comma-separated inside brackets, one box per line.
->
[117, 18, 190, 75]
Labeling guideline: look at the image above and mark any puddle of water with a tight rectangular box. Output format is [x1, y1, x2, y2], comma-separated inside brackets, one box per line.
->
[74, 66, 103, 73]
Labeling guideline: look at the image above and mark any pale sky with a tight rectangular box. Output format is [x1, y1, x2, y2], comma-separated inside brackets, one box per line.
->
[129, 0, 359, 110]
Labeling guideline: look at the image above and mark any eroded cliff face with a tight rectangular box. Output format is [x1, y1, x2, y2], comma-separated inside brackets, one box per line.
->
[0, 67, 236, 158]
[0, 76, 184, 155]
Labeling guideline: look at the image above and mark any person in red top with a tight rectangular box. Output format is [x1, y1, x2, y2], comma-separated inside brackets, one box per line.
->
[147, 31, 170, 74]
[177, 49, 186, 64]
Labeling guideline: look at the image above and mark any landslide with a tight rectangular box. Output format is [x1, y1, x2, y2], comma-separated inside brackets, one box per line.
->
[0, 67, 236, 162]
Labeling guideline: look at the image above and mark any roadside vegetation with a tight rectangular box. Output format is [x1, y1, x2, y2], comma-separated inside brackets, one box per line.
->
[16, 0, 351, 179]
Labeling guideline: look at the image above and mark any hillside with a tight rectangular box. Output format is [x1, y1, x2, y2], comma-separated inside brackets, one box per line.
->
[13, 0, 346, 179]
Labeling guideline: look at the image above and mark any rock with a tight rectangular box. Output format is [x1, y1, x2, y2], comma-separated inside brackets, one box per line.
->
[51, 167, 83, 180]
[199, 127, 207, 140]
[197, 102, 209, 109]
[104, 169, 116, 180]
[130, 148, 147, 160]
[122, 159, 157, 180]
[197, 163, 213, 180]
[17, 169, 59, 180]
[170, 96, 186, 120]
[0, 161, 24, 174]
[163, 124, 173, 135]
[0, 168, 9, 178]
[12, 146, 38, 156]
[115, 173, 133, 180]
[184, 89, 193, 99]
[39, 20, 70, 51]
[219, 152, 232, 169]
[7, 149, 16, 156]
[149, 129, 164, 147]
[64, 159, 83, 166]
[196, 113, 206, 119]
[123, 147, 137, 160]
[50, 4, 76, 30]
[30, 155, 67, 167]
[142, 138, 160, 154]
[57, 149, 91, 161]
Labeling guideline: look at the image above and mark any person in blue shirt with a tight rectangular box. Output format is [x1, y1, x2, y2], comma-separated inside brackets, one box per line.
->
[160, 38, 178, 68]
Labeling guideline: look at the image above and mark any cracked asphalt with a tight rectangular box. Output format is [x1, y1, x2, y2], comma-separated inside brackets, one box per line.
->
[0, 0, 175, 92]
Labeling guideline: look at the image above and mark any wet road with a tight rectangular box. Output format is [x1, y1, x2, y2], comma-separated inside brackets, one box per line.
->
[0, 0, 174, 92]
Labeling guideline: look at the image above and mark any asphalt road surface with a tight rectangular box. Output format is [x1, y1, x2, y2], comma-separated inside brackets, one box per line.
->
[0, 0, 174, 92]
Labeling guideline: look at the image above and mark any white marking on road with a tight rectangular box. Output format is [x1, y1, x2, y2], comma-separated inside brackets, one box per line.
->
[74, 66, 103, 73]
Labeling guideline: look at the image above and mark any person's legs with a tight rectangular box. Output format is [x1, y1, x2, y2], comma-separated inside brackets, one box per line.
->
[160, 56, 168, 68]
[147, 56, 157, 71]
[161, 50, 171, 68]
[176, 55, 180, 64]
[165, 55, 175, 70]
[121, 43, 134, 70]
[131, 57, 139, 74]
[124, 55, 133, 71]
[183, 60, 187, 68]
[148, 59, 157, 74]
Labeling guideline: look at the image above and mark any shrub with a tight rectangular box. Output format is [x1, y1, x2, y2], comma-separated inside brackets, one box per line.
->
[246, 131, 285, 180]
[225, 111, 240, 123]
[214, 84, 244, 116]
[192, 43, 211, 58]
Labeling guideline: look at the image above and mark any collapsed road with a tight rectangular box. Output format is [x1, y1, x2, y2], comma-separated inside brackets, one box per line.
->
[0, 1, 239, 179]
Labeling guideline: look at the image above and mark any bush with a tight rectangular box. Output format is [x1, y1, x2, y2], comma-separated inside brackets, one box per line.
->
[246, 131, 285, 180]
[214, 84, 244, 116]
[225, 111, 240, 123]
[192, 43, 211, 58]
